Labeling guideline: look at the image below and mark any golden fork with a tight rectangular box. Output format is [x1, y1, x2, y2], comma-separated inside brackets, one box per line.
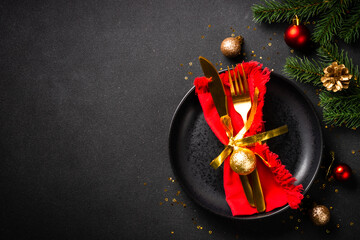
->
[228, 64, 266, 212]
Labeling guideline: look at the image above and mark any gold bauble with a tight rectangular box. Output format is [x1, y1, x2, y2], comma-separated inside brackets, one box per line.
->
[310, 205, 330, 226]
[220, 36, 243, 58]
[229, 147, 256, 175]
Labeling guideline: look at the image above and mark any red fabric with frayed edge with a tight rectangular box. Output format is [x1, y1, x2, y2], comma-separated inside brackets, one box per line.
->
[194, 61, 303, 216]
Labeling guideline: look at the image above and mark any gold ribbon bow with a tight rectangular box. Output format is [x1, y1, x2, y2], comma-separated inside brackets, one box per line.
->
[210, 88, 288, 170]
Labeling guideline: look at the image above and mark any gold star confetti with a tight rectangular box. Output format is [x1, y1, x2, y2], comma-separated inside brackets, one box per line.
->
[330, 206, 333, 210]
[273, 32, 277, 35]
[337, 224, 340, 228]
[208, 24, 211, 28]
[171, 231, 174, 234]
[295, 226, 299, 230]
[243, 53, 246, 56]
[290, 49, 294, 53]
[268, 43, 272, 46]
[219, 62, 223, 66]
[352, 150, 355, 154]
[209, 230, 213, 234]
[164, 189, 168, 192]
[326, 229, 330, 234]
[189, 62, 193, 66]
[247, 26, 250, 29]
[172, 198, 177, 203]
[143, 182, 147, 186]
[251, 50, 254, 53]
[159, 202, 163, 205]
[176, 191, 181, 196]
[231, 33, 235, 37]
[188, 72, 193, 75]
[183, 203, 187, 208]
[165, 198, 168, 202]
[335, 189, 339, 193]
[201, 35, 205, 39]
[180, 63, 183, 66]
[253, 27, 256, 30]
[350, 222, 354, 226]
[259, 56, 262, 59]
[168, 177, 172, 181]
[298, 219, 301, 223]
[262, 46, 266, 50]
[267, 57, 270, 60]
[184, 76, 188, 80]
[306, 194, 310, 199]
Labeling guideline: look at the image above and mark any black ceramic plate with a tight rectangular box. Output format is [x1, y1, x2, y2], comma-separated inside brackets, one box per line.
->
[169, 72, 323, 220]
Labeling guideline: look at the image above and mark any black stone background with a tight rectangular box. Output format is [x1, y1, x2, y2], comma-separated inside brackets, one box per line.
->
[0, 0, 359, 239]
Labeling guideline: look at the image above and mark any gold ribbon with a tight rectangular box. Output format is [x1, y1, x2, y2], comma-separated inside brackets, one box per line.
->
[210, 88, 288, 169]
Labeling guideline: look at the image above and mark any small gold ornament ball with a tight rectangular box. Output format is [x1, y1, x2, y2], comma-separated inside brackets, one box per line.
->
[230, 147, 256, 175]
[220, 36, 243, 58]
[310, 205, 331, 226]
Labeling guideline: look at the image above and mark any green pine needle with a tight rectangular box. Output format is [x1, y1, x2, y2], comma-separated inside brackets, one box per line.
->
[320, 90, 360, 128]
[252, 0, 335, 23]
[339, 4, 360, 43]
[283, 56, 324, 86]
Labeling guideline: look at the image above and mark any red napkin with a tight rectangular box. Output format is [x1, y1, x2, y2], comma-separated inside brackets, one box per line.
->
[194, 61, 303, 216]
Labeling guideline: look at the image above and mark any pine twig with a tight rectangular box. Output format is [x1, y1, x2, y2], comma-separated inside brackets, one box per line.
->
[252, 0, 335, 23]
[283, 56, 325, 87]
[339, 4, 360, 43]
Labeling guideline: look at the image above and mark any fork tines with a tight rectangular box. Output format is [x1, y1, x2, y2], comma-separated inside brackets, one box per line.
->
[227, 64, 248, 96]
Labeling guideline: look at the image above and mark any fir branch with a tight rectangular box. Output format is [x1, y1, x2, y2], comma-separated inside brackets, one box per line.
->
[320, 90, 360, 128]
[339, 4, 360, 43]
[252, 0, 335, 23]
[312, 1, 349, 45]
[283, 56, 324, 86]
[317, 44, 359, 86]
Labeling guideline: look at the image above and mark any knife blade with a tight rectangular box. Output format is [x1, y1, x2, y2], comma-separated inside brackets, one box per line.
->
[199, 56, 255, 207]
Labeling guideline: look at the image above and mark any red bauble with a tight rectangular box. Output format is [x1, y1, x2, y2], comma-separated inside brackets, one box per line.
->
[333, 163, 352, 181]
[284, 24, 310, 49]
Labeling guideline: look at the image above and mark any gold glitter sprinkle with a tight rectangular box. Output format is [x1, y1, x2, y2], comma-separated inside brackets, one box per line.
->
[219, 62, 223, 66]
[143, 182, 147, 186]
[290, 49, 294, 53]
[267, 57, 270, 60]
[184, 76, 188, 80]
[208, 24, 211, 28]
[188, 72, 193, 75]
[326, 229, 330, 234]
[220, 68, 223, 70]
[171, 231, 174, 234]
[216, 63, 218, 66]
[259, 56, 263, 59]
[253, 27, 256, 30]
[253, 54, 257, 57]
[232, 29, 235, 32]
[306, 194, 310, 198]
[330, 206, 333, 210]
[325, 125, 328, 128]
[247, 26, 250, 29]
[295, 226, 299, 230]
[176, 191, 181, 196]
[352, 150, 355, 154]
[268, 43, 272, 46]
[243, 53, 246, 56]
[183, 203, 187, 208]
[335, 189, 339, 193]
[298, 219, 301, 223]
[350, 222, 354, 226]
[337, 224, 340, 228]
[273, 32, 277, 35]
[209, 230, 213, 234]
[180, 63, 183, 66]
[165, 198, 168, 202]
[201, 35, 205, 39]
[159, 202, 163, 205]
[172, 180, 175, 183]
[189, 62, 193, 66]
[164, 189, 168, 192]
[289, 215, 294, 220]
[172, 198, 177, 203]
[168, 177, 172, 181]
[251, 50, 254, 53]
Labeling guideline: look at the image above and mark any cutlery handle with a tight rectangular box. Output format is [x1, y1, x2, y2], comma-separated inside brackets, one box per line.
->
[249, 168, 266, 212]
[239, 175, 255, 207]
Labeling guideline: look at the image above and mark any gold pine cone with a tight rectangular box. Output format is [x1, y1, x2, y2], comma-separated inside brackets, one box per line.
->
[321, 62, 352, 92]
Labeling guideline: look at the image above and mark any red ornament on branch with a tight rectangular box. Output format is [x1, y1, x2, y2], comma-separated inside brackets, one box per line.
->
[284, 15, 310, 49]
[333, 163, 352, 181]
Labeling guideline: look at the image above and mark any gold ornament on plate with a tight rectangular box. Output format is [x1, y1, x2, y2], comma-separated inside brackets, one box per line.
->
[230, 147, 256, 175]
[321, 62, 352, 92]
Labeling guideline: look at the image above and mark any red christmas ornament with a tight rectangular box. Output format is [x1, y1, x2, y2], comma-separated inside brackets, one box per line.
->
[333, 163, 352, 181]
[284, 15, 310, 49]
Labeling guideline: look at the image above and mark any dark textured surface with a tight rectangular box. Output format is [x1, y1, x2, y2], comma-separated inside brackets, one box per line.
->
[169, 73, 322, 219]
[0, 0, 359, 239]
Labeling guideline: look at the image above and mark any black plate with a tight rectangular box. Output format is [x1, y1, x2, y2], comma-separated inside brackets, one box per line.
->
[168, 72, 323, 220]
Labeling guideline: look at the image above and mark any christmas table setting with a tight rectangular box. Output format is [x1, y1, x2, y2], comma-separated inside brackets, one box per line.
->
[0, 0, 359, 239]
